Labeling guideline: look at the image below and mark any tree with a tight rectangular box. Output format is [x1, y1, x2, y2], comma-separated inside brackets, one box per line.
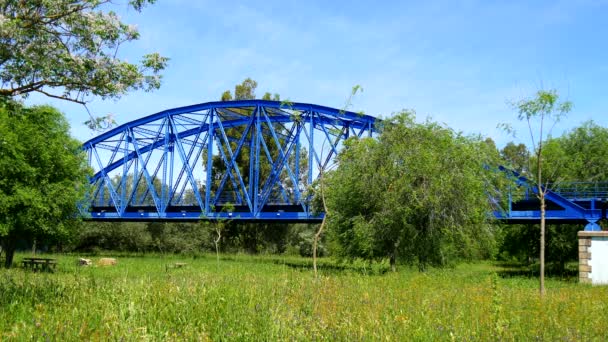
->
[311, 85, 363, 277]
[543, 120, 608, 183]
[0, 0, 168, 129]
[0, 98, 90, 267]
[312, 166, 329, 277]
[209, 204, 234, 268]
[501, 89, 572, 296]
[326, 110, 497, 271]
[499, 121, 608, 271]
[500, 142, 529, 175]
[206, 79, 312, 255]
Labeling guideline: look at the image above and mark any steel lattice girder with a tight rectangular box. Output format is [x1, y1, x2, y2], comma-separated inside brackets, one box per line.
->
[492, 166, 606, 230]
[81, 100, 379, 222]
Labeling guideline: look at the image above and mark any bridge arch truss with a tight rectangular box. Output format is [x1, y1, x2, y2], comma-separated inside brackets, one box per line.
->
[82, 100, 378, 222]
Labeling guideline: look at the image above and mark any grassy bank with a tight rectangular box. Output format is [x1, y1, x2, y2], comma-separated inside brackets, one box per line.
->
[1, 253, 606, 340]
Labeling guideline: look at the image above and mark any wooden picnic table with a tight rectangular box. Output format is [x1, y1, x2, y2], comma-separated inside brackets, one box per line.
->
[21, 257, 57, 272]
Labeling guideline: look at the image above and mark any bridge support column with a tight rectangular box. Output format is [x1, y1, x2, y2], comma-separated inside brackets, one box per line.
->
[584, 219, 601, 231]
[578, 231, 608, 284]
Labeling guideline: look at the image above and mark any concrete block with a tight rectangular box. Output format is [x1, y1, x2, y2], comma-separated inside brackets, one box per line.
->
[579, 264, 592, 272]
[578, 238, 591, 246]
[578, 231, 608, 238]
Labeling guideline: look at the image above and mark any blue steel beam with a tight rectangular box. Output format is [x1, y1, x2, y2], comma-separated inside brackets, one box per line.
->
[213, 115, 252, 206]
[85, 100, 378, 146]
[82, 100, 378, 221]
[169, 118, 205, 210]
[261, 108, 302, 203]
[88, 115, 346, 184]
[493, 166, 605, 229]
[213, 115, 255, 208]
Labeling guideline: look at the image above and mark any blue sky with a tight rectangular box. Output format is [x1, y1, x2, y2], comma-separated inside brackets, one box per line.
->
[27, 0, 608, 147]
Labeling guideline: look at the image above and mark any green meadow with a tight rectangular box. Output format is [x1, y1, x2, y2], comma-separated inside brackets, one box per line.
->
[1, 254, 607, 341]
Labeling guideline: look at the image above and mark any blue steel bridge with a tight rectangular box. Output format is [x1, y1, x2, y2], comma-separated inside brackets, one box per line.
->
[82, 100, 376, 222]
[81, 100, 607, 230]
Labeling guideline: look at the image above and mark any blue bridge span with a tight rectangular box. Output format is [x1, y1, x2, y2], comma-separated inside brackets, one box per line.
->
[82, 100, 376, 222]
[492, 166, 607, 231]
[81, 100, 607, 230]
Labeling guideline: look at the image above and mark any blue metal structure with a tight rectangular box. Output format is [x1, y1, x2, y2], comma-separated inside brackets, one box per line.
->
[492, 166, 607, 230]
[81, 100, 378, 222]
[82, 101, 606, 228]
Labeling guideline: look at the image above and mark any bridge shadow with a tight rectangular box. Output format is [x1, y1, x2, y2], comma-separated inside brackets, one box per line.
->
[215, 255, 391, 275]
[495, 261, 578, 281]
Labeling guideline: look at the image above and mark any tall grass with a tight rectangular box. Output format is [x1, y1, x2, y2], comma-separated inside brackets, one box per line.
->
[1, 253, 606, 340]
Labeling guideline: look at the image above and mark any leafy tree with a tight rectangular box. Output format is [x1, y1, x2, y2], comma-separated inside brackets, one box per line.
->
[0, 0, 168, 129]
[204, 79, 309, 255]
[310, 85, 363, 277]
[210, 204, 233, 268]
[285, 224, 325, 257]
[543, 120, 608, 183]
[500, 89, 572, 296]
[0, 98, 90, 267]
[211, 78, 284, 197]
[500, 142, 529, 174]
[499, 121, 608, 271]
[326, 110, 497, 271]
[72, 221, 213, 254]
[498, 223, 580, 273]
[75, 222, 152, 252]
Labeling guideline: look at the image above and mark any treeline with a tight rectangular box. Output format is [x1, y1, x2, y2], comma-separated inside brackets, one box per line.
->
[65, 222, 323, 257]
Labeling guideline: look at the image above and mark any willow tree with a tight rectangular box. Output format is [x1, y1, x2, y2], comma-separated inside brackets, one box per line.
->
[326, 111, 498, 271]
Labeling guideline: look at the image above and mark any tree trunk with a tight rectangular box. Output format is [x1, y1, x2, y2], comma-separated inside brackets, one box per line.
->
[313, 170, 329, 279]
[313, 218, 326, 278]
[540, 193, 546, 296]
[215, 225, 221, 269]
[390, 252, 396, 272]
[2, 237, 16, 269]
[418, 259, 426, 272]
[215, 240, 220, 267]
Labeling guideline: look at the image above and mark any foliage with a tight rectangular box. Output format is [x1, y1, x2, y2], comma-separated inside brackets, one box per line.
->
[201, 79, 309, 255]
[71, 221, 213, 254]
[69, 221, 316, 256]
[326, 110, 498, 270]
[0, 98, 90, 267]
[285, 224, 326, 257]
[498, 121, 608, 270]
[0, 0, 168, 129]
[0, 256, 606, 340]
[500, 142, 529, 174]
[311, 84, 364, 277]
[501, 89, 572, 296]
[498, 224, 579, 267]
[541, 120, 608, 183]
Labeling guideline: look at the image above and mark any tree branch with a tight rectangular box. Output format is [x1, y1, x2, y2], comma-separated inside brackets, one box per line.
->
[34, 89, 85, 105]
[1, 81, 47, 96]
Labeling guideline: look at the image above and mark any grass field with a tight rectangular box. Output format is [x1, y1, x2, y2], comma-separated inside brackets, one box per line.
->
[1, 253, 607, 341]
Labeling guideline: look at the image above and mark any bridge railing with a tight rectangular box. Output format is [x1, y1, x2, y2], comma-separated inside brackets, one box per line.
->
[502, 182, 608, 202]
[550, 182, 608, 200]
